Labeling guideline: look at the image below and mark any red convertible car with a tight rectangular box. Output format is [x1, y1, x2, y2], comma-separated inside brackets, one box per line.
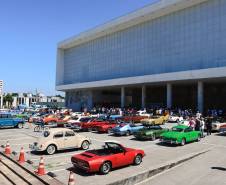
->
[71, 141, 145, 174]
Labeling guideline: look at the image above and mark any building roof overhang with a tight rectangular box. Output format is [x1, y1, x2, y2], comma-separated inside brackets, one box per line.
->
[58, 0, 208, 49]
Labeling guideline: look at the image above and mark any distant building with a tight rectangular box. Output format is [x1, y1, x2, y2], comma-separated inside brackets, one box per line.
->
[0, 80, 3, 108]
[8, 92, 65, 108]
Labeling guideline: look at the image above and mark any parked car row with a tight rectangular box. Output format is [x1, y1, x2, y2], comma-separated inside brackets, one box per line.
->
[28, 122, 201, 175]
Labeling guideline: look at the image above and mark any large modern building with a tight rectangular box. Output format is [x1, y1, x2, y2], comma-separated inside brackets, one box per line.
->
[56, 0, 226, 113]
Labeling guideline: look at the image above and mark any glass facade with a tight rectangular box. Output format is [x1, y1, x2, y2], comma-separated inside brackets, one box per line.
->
[63, 0, 226, 85]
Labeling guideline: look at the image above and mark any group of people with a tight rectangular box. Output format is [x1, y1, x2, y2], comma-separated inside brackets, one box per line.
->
[187, 116, 212, 137]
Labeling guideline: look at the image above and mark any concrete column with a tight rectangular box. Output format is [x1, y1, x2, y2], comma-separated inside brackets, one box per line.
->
[141, 85, 146, 109]
[121, 87, 125, 108]
[0, 95, 3, 108]
[167, 83, 172, 108]
[87, 91, 93, 110]
[197, 81, 204, 113]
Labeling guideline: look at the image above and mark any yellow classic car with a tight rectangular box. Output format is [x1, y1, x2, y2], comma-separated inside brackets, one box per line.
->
[141, 114, 169, 125]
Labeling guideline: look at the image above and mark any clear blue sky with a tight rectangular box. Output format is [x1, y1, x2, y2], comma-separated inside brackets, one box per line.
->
[0, 0, 158, 95]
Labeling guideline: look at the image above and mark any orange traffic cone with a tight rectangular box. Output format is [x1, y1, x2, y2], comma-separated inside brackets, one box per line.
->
[18, 147, 25, 163]
[4, 141, 11, 155]
[35, 156, 46, 176]
[68, 171, 75, 185]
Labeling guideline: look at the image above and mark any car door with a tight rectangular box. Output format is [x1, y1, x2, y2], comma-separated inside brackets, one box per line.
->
[184, 128, 193, 142]
[0, 114, 3, 127]
[53, 131, 65, 150]
[7, 114, 15, 126]
[1, 114, 12, 126]
[108, 143, 131, 167]
[64, 130, 79, 148]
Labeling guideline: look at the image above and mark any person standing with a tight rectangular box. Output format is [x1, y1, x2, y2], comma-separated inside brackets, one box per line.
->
[206, 117, 212, 136]
[200, 117, 205, 137]
[195, 118, 201, 132]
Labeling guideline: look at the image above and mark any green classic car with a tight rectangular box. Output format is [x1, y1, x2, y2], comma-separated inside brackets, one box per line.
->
[160, 125, 201, 146]
[16, 112, 32, 121]
[133, 125, 169, 140]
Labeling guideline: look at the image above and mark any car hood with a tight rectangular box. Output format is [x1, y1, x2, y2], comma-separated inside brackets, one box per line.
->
[112, 127, 122, 131]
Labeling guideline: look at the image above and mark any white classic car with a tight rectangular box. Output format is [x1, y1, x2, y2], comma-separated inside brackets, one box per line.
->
[168, 115, 184, 122]
[29, 128, 91, 155]
[212, 121, 226, 131]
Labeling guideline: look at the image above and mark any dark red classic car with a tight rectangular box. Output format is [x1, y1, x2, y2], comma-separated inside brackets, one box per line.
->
[82, 118, 115, 131]
[71, 141, 145, 174]
[95, 122, 118, 133]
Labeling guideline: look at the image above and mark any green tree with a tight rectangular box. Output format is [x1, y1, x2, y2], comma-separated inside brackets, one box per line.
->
[3, 94, 13, 108]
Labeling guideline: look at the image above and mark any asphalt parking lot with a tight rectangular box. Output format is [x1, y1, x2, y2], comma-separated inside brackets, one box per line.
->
[0, 123, 226, 185]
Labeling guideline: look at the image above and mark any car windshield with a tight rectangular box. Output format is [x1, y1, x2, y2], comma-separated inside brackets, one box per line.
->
[147, 126, 161, 130]
[172, 127, 184, 132]
[80, 118, 91, 122]
[43, 131, 50, 137]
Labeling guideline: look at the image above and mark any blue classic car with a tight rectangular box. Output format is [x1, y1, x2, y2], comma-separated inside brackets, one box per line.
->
[111, 123, 144, 136]
[0, 113, 25, 129]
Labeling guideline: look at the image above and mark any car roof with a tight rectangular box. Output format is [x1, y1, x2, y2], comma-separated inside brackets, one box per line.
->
[0, 112, 11, 115]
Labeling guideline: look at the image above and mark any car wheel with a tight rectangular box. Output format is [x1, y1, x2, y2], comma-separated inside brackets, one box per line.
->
[100, 162, 111, 175]
[17, 123, 23, 129]
[126, 131, 131, 136]
[151, 134, 156, 141]
[88, 128, 92, 132]
[81, 140, 90, 150]
[34, 126, 40, 132]
[181, 138, 186, 146]
[134, 154, 142, 165]
[196, 135, 201, 142]
[46, 145, 56, 155]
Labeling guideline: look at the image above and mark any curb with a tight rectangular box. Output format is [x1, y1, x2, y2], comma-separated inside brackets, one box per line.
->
[107, 149, 210, 185]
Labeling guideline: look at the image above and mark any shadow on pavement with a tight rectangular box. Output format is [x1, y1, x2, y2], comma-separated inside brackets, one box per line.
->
[155, 142, 178, 147]
[30, 148, 80, 156]
[211, 167, 226, 171]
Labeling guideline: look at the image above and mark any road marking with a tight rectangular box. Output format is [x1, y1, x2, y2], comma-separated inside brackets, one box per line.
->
[0, 137, 31, 141]
[0, 131, 26, 135]
[90, 138, 105, 142]
[201, 142, 226, 149]
[30, 153, 76, 161]
[24, 134, 39, 138]
[50, 168, 67, 173]
[14, 149, 30, 153]
[11, 143, 31, 146]
[0, 133, 25, 138]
